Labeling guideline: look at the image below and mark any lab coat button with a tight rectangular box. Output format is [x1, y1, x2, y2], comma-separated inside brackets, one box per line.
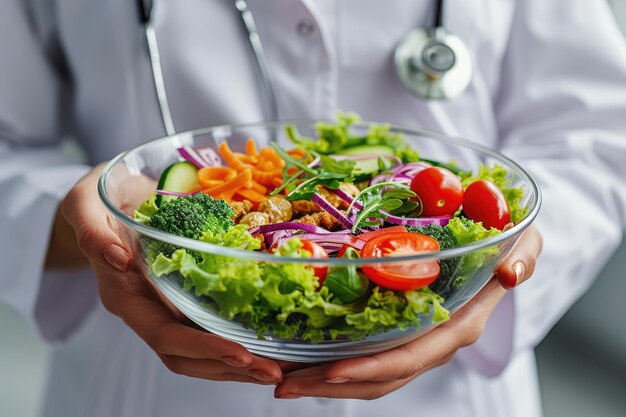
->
[296, 19, 316, 37]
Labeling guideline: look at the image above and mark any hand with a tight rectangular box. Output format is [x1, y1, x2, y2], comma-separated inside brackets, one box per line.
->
[274, 226, 542, 400]
[57, 164, 283, 385]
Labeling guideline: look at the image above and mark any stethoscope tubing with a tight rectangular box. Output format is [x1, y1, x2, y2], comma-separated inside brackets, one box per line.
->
[138, 0, 471, 134]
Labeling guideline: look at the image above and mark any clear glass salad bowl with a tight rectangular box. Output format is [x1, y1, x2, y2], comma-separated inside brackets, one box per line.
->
[98, 120, 541, 363]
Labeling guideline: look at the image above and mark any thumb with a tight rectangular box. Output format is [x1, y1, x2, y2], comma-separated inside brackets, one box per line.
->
[495, 225, 542, 290]
[61, 165, 133, 272]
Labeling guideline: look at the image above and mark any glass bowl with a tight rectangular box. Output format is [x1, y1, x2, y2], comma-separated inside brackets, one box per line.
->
[98, 120, 541, 362]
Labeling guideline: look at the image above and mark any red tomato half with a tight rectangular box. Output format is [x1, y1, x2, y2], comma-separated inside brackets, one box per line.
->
[300, 240, 330, 286]
[360, 232, 440, 291]
[462, 180, 510, 230]
[337, 226, 409, 257]
[410, 167, 463, 216]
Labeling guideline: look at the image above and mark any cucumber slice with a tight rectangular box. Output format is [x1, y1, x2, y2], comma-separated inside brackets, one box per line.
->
[155, 161, 200, 205]
[339, 145, 396, 175]
[339, 145, 395, 156]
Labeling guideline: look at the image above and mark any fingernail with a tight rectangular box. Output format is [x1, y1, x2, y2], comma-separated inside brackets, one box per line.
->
[222, 356, 249, 368]
[249, 369, 278, 383]
[277, 393, 303, 400]
[326, 376, 351, 384]
[102, 244, 131, 272]
[513, 262, 525, 283]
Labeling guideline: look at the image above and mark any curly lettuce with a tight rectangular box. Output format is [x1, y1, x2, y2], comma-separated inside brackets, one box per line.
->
[147, 232, 449, 342]
[446, 217, 502, 288]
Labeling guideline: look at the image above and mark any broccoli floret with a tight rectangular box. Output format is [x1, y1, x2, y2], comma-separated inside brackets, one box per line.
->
[407, 225, 462, 296]
[407, 224, 457, 249]
[149, 193, 235, 239]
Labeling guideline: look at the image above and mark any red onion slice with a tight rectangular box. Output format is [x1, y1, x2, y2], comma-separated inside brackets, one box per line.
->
[381, 212, 451, 227]
[177, 146, 209, 168]
[312, 193, 352, 230]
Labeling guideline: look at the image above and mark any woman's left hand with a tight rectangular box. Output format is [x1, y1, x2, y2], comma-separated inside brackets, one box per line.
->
[274, 225, 542, 400]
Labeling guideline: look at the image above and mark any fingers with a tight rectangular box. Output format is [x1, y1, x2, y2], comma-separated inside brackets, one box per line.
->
[279, 279, 505, 396]
[96, 267, 283, 383]
[496, 225, 543, 289]
[61, 164, 133, 272]
[160, 355, 282, 384]
[274, 365, 414, 400]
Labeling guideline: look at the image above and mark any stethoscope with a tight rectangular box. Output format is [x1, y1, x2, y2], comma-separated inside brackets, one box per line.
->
[137, 0, 473, 135]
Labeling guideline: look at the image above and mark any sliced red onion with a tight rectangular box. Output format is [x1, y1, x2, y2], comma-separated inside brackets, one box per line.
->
[381, 212, 451, 227]
[312, 193, 352, 230]
[273, 232, 364, 251]
[332, 188, 363, 210]
[370, 172, 393, 186]
[265, 229, 298, 249]
[370, 162, 431, 186]
[391, 162, 431, 174]
[291, 233, 365, 249]
[196, 147, 222, 167]
[248, 222, 330, 236]
[155, 189, 202, 197]
[177, 146, 210, 168]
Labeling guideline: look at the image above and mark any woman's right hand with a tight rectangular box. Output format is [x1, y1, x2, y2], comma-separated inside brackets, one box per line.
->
[53, 165, 283, 385]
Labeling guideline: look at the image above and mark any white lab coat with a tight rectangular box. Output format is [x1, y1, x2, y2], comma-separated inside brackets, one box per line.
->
[1, 1, 625, 416]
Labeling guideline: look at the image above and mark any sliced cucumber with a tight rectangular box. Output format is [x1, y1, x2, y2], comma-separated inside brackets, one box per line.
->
[339, 145, 396, 175]
[155, 161, 200, 205]
[339, 145, 395, 156]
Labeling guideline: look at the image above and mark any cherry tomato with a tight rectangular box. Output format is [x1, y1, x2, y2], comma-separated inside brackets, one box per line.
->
[300, 240, 330, 286]
[462, 180, 510, 230]
[410, 167, 463, 216]
[360, 232, 440, 291]
[337, 226, 408, 257]
[356, 226, 408, 242]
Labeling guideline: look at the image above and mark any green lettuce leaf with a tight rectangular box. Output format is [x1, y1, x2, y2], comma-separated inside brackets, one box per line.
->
[446, 217, 501, 287]
[133, 193, 159, 224]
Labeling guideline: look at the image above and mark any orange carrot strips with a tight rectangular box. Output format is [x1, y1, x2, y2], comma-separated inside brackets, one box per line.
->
[197, 166, 237, 188]
[236, 188, 266, 203]
[258, 147, 285, 168]
[204, 169, 252, 196]
[252, 169, 282, 186]
[245, 138, 259, 157]
[250, 180, 268, 195]
[234, 153, 259, 165]
[219, 142, 252, 172]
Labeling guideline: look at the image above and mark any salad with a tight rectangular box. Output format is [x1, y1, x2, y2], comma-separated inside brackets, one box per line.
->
[134, 112, 526, 342]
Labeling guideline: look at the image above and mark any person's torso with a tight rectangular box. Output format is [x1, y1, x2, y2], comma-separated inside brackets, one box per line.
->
[40, 1, 542, 416]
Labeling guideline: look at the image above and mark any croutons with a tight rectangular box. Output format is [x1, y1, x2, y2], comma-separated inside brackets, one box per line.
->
[258, 195, 293, 223]
[297, 211, 345, 231]
[239, 212, 270, 227]
[229, 199, 254, 221]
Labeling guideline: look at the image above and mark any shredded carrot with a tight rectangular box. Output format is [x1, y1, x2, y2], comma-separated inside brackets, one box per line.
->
[234, 153, 259, 165]
[213, 186, 239, 202]
[198, 166, 237, 188]
[204, 169, 252, 196]
[236, 188, 266, 203]
[286, 147, 307, 159]
[245, 138, 259, 157]
[258, 147, 285, 168]
[252, 169, 282, 186]
[272, 177, 284, 188]
[250, 180, 268, 195]
[219, 142, 252, 172]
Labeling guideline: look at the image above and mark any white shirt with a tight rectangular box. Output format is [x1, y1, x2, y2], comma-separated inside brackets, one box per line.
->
[1, 1, 625, 416]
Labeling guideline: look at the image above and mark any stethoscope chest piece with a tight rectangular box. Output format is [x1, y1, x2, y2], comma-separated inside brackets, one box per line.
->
[394, 27, 473, 100]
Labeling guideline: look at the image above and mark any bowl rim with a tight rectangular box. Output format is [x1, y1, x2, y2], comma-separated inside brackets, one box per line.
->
[98, 119, 542, 266]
